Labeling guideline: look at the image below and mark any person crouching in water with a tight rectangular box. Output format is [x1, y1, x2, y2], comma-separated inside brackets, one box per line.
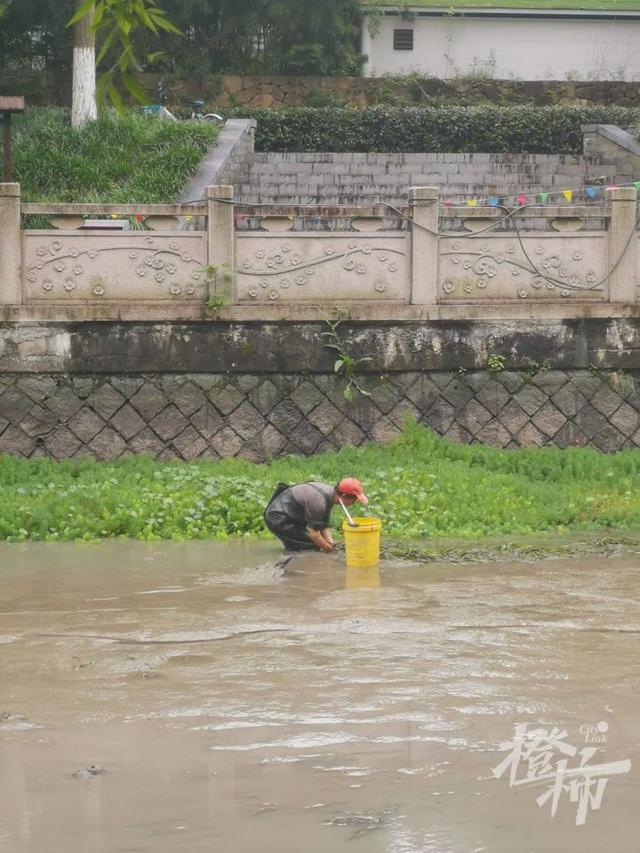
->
[264, 478, 368, 553]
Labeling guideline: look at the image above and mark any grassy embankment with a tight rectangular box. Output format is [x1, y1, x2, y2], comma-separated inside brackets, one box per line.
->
[3, 423, 640, 553]
[13, 108, 219, 204]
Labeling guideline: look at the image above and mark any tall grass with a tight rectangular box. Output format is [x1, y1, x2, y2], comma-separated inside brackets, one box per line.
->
[13, 108, 218, 203]
[2, 423, 640, 542]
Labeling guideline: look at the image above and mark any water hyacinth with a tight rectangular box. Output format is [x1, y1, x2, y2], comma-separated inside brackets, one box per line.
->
[2, 422, 640, 543]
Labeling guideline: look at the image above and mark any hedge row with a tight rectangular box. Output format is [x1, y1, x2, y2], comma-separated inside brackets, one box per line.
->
[226, 105, 640, 154]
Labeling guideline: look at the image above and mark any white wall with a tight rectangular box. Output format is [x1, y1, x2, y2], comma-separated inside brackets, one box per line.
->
[362, 15, 640, 81]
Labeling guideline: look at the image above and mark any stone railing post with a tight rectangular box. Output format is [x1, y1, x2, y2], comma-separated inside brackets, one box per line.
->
[0, 183, 22, 305]
[409, 186, 439, 305]
[607, 186, 637, 304]
[206, 184, 235, 305]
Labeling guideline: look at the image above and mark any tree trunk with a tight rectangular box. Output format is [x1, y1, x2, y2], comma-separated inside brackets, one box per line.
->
[71, 0, 97, 128]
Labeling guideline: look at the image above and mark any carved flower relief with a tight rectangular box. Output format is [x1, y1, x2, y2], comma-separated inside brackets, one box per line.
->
[572, 251, 583, 261]
[561, 290, 572, 297]
[511, 267, 521, 277]
[388, 262, 398, 272]
[558, 269, 568, 280]
[273, 254, 283, 265]
[480, 245, 489, 253]
[378, 253, 389, 262]
[255, 250, 265, 259]
[70, 249, 79, 258]
[169, 285, 182, 296]
[144, 236, 154, 244]
[73, 265, 83, 276]
[535, 246, 544, 255]
[248, 288, 258, 298]
[53, 261, 66, 272]
[476, 278, 488, 289]
[347, 241, 357, 249]
[281, 244, 290, 254]
[136, 264, 147, 277]
[185, 285, 195, 295]
[547, 282, 556, 289]
[505, 243, 515, 254]
[463, 283, 473, 293]
[295, 276, 306, 285]
[259, 278, 268, 288]
[362, 244, 372, 255]
[451, 241, 461, 251]
[279, 278, 290, 289]
[49, 241, 62, 254]
[242, 261, 253, 270]
[180, 253, 191, 262]
[26, 271, 37, 283]
[442, 280, 455, 294]
[305, 268, 315, 277]
[568, 275, 580, 286]
[128, 252, 138, 259]
[343, 258, 356, 270]
[374, 282, 387, 292]
[152, 258, 165, 270]
[356, 264, 367, 274]
[586, 271, 597, 283]
[92, 285, 105, 296]
[155, 272, 166, 283]
[548, 256, 561, 268]
[532, 276, 544, 289]
[88, 249, 97, 258]
[190, 269, 201, 280]
[63, 279, 76, 291]
[42, 279, 53, 291]
[266, 257, 275, 268]
[323, 247, 335, 256]
[36, 246, 47, 257]
[518, 289, 528, 298]
[169, 241, 179, 251]
[166, 263, 177, 274]
[291, 255, 302, 265]
[144, 257, 154, 267]
[268, 289, 279, 300]
[462, 261, 472, 270]
[36, 262, 44, 270]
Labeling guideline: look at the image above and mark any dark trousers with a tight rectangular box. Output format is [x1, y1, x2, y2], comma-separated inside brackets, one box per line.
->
[264, 510, 317, 552]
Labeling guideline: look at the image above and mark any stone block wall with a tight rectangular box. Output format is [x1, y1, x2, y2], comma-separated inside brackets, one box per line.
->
[1, 368, 639, 461]
[3, 319, 640, 460]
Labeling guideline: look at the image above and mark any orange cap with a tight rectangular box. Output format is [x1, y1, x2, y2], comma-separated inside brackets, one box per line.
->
[337, 477, 368, 505]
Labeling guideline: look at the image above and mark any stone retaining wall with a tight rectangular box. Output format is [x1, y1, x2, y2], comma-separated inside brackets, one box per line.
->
[3, 319, 640, 459]
[1, 367, 638, 461]
[5, 73, 640, 109]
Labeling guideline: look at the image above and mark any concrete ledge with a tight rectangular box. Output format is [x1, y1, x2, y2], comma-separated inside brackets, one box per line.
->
[179, 119, 256, 205]
[3, 317, 640, 373]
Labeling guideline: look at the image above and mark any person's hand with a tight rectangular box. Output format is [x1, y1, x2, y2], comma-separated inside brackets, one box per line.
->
[321, 542, 334, 553]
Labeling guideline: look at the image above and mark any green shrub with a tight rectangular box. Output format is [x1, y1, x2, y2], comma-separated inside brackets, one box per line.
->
[226, 105, 640, 153]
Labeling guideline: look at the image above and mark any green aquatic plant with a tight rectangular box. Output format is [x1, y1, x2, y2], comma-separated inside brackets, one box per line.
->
[3, 421, 640, 543]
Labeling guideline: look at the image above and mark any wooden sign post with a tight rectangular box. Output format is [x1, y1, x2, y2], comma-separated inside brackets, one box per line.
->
[0, 96, 25, 182]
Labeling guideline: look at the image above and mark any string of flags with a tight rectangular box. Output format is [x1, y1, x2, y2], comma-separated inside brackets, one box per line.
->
[444, 179, 640, 208]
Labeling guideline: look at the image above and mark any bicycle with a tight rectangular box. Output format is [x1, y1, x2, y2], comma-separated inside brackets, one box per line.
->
[143, 81, 223, 124]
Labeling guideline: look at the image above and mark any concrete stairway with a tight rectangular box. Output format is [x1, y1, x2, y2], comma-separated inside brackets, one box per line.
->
[235, 151, 617, 206]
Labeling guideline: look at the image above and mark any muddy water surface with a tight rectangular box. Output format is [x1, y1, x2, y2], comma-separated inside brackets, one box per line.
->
[1, 541, 639, 852]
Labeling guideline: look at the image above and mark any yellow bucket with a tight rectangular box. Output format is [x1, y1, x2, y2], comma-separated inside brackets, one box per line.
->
[342, 517, 382, 568]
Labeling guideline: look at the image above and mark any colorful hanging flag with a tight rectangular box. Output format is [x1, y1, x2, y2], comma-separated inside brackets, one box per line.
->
[488, 196, 499, 206]
[562, 190, 573, 202]
[467, 199, 478, 207]
[516, 194, 528, 206]
[538, 192, 550, 204]
[585, 186, 597, 199]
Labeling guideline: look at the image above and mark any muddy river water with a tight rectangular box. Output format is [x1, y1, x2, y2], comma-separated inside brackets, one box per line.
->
[0, 541, 639, 852]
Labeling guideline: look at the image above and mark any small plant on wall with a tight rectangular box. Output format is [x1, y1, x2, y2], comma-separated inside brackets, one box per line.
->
[321, 316, 374, 401]
[203, 263, 233, 316]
